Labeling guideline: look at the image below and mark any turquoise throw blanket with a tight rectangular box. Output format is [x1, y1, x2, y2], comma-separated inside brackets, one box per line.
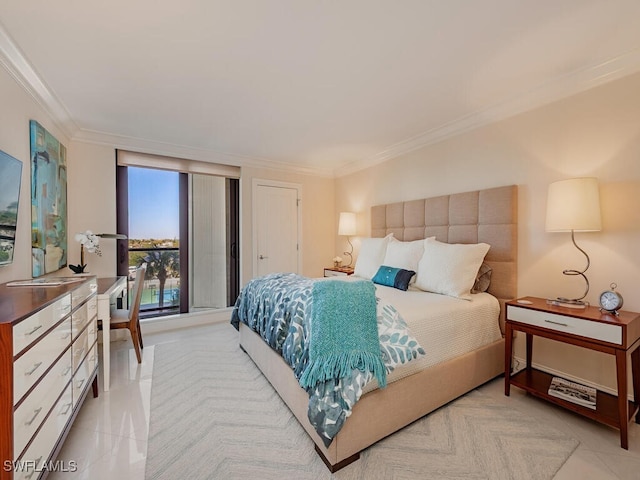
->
[299, 279, 387, 390]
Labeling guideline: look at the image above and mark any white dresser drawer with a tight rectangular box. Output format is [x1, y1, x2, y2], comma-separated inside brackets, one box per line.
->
[14, 318, 72, 405]
[87, 317, 97, 349]
[71, 298, 96, 340]
[71, 278, 97, 308]
[72, 327, 90, 371]
[13, 295, 71, 355]
[72, 343, 97, 408]
[14, 349, 73, 459]
[14, 383, 73, 478]
[508, 305, 622, 345]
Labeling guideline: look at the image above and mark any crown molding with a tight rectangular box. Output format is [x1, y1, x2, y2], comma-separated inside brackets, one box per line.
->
[3, 16, 639, 180]
[338, 48, 640, 177]
[72, 128, 335, 178]
[0, 22, 332, 178]
[0, 22, 78, 138]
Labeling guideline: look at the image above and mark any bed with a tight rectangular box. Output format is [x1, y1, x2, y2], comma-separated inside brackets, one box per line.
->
[234, 184, 518, 471]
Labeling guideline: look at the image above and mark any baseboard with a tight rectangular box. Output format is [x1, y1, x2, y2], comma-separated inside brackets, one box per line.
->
[140, 308, 231, 335]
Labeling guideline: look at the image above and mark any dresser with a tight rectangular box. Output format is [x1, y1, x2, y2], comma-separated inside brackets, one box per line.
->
[0, 277, 99, 480]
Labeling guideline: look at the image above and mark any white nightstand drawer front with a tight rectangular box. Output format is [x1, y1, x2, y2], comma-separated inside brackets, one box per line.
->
[508, 305, 622, 345]
[324, 269, 347, 277]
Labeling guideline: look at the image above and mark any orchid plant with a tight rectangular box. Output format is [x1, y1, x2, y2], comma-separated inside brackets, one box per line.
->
[69, 230, 101, 273]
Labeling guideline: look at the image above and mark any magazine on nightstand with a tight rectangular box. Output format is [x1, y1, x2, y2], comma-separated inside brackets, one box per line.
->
[548, 376, 596, 409]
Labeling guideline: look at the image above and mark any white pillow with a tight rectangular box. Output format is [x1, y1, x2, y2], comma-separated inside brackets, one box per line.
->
[354, 234, 393, 279]
[382, 238, 428, 282]
[415, 238, 490, 300]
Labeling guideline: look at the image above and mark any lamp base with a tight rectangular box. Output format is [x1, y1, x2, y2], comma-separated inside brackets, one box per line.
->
[546, 297, 588, 309]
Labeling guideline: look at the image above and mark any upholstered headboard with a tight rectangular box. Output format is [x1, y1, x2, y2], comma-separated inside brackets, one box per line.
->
[371, 185, 518, 331]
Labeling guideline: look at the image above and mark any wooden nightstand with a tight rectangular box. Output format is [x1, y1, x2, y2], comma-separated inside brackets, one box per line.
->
[323, 266, 354, 277]
[504, 297, 640, 449]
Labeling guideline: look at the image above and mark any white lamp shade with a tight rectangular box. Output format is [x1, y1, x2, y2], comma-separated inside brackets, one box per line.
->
[545, 177, 602, 232]
[338, 212, 357, 236]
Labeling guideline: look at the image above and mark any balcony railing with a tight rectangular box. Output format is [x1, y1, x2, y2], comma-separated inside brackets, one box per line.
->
[128, 246, 180, 317]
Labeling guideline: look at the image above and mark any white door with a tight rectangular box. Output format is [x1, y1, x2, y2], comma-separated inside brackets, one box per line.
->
[253, 180, 300, 277]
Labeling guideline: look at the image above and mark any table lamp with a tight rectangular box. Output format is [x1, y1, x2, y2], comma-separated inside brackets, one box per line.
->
[338, 212, 357, 267]
[545, 177, 601, 307]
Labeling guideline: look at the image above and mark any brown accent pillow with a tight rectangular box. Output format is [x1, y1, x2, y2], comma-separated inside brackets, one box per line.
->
[471, 263, 492, 293]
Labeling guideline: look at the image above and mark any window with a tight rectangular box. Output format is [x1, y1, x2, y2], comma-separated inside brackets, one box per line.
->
[116, 151, 240, 317]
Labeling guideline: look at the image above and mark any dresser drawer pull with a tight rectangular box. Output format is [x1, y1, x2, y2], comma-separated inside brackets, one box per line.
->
[24, 456, 43, 479]
[24, 407, 43, 426]
[544, 319, 570, 327]
[61, 331, 72, 340]
[62, 365, 72, 377]
[25, 324, 43, 336]
[75, 347, 86, 360]
[76, 377, 86, 389]
[60, 402, 73, 415]
[25, 362, 43, 376]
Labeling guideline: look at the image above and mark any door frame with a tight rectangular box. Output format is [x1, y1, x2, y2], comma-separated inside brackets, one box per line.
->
[251, 178, 302, 279]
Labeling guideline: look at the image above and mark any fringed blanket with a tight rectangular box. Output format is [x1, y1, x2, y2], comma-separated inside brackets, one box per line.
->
[300, 279, 386, 390]
[231, 273, 424, 446]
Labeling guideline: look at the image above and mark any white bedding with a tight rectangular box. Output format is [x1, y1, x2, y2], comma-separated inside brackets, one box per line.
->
[364, 283, 502, 393]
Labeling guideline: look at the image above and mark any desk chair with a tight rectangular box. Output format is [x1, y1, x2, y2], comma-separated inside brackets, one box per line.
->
[98, 265, 146, 363]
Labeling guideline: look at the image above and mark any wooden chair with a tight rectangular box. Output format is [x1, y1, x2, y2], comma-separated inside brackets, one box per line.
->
[98, 265, 147, 363]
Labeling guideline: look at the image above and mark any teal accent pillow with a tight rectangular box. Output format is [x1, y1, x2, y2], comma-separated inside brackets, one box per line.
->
[372, 265, 416, 291]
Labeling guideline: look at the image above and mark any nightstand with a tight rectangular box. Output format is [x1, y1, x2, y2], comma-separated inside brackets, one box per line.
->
[323, 266, 354, 277]
[504, 297, 640, 449]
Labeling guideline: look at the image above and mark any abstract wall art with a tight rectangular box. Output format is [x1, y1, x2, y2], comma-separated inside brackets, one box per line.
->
[30, 120, 68, 277]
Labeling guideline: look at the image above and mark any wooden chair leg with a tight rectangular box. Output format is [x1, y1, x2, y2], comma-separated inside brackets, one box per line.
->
[137, 319, 144, 349]
[130, 326, 142, 364]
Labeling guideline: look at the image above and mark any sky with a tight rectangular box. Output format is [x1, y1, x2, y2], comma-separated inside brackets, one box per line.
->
[128, 167, 179, 239]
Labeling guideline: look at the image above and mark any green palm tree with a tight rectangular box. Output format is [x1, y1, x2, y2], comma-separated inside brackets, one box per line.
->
[139, 248, 180, 308]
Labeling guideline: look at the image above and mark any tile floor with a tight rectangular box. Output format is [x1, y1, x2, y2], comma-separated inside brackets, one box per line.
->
[49, 323, 640, 479]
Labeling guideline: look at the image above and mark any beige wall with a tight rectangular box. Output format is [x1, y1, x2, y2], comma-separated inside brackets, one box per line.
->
[0, 66, 336, 289]
[336, 71, 640, 393]
[0, 67, 71, 284]
[66, 141, 119, 275]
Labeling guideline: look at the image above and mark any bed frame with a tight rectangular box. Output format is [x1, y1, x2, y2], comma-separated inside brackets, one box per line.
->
[239, 184, 518, 471]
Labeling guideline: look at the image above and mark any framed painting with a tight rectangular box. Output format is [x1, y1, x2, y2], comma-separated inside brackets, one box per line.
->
[30, 120, 68, 277]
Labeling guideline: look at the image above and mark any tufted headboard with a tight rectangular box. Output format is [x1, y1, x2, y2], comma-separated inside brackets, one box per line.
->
[371, 185, 518, 332]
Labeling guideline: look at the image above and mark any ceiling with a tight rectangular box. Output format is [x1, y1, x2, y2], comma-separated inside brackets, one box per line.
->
[2, 1, 640, 177]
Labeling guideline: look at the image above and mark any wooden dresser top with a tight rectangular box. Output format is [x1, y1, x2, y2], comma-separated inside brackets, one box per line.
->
[0, 278, 91, 326]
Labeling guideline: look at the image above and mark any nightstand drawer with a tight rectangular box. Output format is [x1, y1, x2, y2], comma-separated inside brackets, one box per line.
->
[508, 305, 622, 345]
[324, 269, 348, 277]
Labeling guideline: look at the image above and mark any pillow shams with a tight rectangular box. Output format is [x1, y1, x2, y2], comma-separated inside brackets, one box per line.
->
[415, 238, 490, 300]
[471, 262, 492, 293]
[382, 238, 426, 282]
[372, 265, 415, 291]
[354, 234, 393, 279]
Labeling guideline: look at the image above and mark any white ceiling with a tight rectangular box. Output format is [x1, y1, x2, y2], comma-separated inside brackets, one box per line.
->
[2, 1, 640, 176]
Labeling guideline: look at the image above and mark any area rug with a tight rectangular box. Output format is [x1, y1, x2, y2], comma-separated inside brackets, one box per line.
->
[145, 323, 579, 479]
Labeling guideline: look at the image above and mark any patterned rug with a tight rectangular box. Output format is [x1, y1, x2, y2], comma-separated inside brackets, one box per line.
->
[145, 323, 579, 479]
